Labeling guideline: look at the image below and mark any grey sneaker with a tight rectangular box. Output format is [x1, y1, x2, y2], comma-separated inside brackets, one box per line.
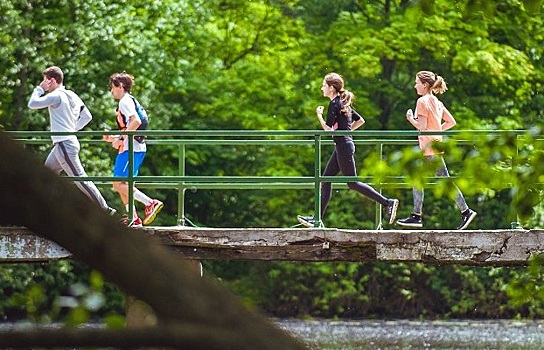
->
[397, 213, 423, 228]
[297, 215, 315, 228]
[458, 209, 477, 230]
[384, 199, 399, 224]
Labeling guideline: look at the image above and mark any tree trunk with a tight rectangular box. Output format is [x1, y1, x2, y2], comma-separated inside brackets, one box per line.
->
[0, 131, 307, 349]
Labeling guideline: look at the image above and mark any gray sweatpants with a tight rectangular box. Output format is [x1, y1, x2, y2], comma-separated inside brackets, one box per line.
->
[45, 139, 109, 210]
[413, 155, 468, 215]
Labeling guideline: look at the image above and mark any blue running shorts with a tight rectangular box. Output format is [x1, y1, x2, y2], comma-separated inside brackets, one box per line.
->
[113, 151, 147, 177]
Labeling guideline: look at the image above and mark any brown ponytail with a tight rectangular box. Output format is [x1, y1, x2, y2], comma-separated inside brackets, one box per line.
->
[324, 72, 354, 114]
[416, 70, 448, 95]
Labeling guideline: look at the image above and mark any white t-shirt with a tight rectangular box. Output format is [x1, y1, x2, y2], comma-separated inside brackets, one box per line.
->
[117, 93, 147, 153]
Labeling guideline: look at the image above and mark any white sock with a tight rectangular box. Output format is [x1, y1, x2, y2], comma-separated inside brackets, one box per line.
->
[134, 190, 152, 206]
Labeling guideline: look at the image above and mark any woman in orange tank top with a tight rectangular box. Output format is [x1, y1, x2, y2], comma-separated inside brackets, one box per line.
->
[396, 71, 477, 230]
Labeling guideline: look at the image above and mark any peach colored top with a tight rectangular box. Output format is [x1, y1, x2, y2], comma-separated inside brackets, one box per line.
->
[415, 94, 444, 156]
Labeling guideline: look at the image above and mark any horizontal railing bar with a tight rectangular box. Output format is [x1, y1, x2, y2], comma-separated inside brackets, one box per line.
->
[14, 138, 486, 148]
[73, 175, 428, 182]
[6, 129, 533, 138]
[16, 138, 420, 146]
[110, 181, 518, 191]
[72, 176, 320, 183]
[83, 175, 515, 185]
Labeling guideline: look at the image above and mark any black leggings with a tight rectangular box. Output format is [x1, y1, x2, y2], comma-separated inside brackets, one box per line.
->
[320, 141, 389, 218]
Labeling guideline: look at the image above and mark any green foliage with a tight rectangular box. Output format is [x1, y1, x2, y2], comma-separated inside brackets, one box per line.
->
[506, 254, 544, 318]
[0, 262, 125, 323]
[207, 261, 530, 319]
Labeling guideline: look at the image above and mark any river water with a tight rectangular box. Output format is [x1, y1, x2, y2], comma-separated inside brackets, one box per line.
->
[2, 319, 543, 349]
[276, 319, 544, 350]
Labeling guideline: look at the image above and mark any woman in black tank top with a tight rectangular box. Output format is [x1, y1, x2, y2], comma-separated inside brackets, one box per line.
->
[297, 73, 399, 228]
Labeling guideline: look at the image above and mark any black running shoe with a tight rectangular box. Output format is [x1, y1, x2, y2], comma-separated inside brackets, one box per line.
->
[397, 213, 423, 228]
[458, 209, 477, 230]
[384, 199, 399, 225]
[297, 215, 315, 228]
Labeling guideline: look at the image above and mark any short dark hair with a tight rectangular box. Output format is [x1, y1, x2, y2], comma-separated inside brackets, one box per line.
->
[42, 66, 64, 84]
[109, 71, 134, 92]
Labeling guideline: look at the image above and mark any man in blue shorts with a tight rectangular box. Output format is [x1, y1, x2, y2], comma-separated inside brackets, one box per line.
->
[103, 72, 163, 226]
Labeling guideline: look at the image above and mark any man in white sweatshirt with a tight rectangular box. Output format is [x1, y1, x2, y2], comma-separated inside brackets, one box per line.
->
[28, 66, 116, 215]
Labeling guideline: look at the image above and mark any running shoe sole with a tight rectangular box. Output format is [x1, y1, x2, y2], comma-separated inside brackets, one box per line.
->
[143, 201, 164, 225]
[297, 215, 314, 228]
[396, 221, 423, 228]
[387, 199, 399, 224]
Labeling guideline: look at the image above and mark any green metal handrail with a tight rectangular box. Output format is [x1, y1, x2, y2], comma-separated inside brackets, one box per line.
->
[5, 129, 532, 228]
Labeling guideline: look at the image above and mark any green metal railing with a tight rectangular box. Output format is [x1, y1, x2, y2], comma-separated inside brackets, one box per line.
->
[6, 129, 532, 228]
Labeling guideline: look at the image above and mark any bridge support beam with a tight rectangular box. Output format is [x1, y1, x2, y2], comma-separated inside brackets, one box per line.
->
[2, 226, 544, 266]
[144, 227, 544, 266]
[0, 227, 71, 262]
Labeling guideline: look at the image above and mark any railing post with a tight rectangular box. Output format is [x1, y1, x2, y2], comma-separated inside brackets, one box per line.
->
[127, 134, 135, 222]
[313, 134, 322, 227]
[375, 142, 384, 230]
[178, 142, 186, 226]
[511, 134, 522, 229]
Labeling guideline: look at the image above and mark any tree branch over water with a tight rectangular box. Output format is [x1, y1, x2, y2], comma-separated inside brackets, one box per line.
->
[0, 131, 307, 349]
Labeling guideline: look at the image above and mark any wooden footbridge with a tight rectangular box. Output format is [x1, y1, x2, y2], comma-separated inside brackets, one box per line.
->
[2, 226, 543, 266]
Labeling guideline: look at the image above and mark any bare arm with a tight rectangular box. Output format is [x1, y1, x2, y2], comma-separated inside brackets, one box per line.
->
[110, 114, 142, 150]
[441, 107, 457, 131]
[125, 114, 142, 131]
[316, 105, 333, 131]
[351, 110, 365, 130]
[406, 109, 427, 130]
[352, 119, 365, 130]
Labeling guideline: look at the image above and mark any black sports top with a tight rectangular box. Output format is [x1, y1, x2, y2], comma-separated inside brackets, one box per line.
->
[325, 95, 362, 143]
